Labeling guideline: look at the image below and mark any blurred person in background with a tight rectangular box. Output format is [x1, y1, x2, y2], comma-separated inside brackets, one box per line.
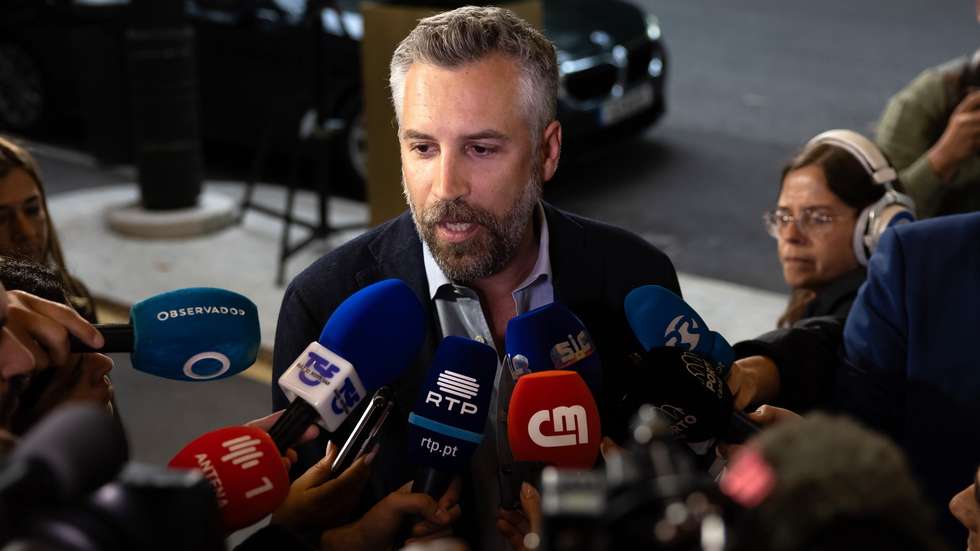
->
[839, 211, 980, 547]
[723, 414, 942, 551]
[725, 130, 914, 413]
[875, 0, 980, 218]
[0, 135, 96, 321]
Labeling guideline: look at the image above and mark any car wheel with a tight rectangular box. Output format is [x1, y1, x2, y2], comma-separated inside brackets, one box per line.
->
[0, 43, 45, 132]
[330, 94, 367, 199]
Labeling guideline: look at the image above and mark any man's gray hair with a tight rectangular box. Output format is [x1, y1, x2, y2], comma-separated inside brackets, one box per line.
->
[389, 6, 559, 136]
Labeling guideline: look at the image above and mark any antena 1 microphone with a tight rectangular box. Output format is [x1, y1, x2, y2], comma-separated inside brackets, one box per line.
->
[407, 336, 497, 498]
[624, 285, 734, 376]
[268, 279, 426, 452]
[68, 287, 261, 382]
[169, 425, 290, 532]
[504, 302, 602, 392]
[507, 370, 601, 469]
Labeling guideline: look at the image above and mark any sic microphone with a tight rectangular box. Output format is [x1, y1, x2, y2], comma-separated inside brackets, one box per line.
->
[624, 285, 734, 376]
[407, 336, 497, 498]
[507, 370, 601, 469]
[68, 287, 261, 382]
[0, 403, 128, 516]
[504, 302, 602, 392]
[168, 425, 289, 532]
[269, 279, 426, 452]
[624, 347, 759, 444]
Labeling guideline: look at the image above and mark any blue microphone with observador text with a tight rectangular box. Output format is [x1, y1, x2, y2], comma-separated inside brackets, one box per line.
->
[69, 287, 260, 382]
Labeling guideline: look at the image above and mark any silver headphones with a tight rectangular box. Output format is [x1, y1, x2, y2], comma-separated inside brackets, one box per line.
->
[802, 129, 917, 266]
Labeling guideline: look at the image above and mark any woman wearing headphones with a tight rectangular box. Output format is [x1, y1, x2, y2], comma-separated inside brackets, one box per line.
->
[725, 130, 915, 414]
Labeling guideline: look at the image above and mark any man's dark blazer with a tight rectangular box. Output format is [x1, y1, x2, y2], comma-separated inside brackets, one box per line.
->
[271, 202, 679, 540]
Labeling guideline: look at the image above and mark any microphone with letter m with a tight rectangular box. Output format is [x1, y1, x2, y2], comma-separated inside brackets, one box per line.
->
[507, 370, 601, 470]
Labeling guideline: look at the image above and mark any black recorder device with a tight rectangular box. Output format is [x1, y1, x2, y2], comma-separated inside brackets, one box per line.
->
[329, 386, 395, 477]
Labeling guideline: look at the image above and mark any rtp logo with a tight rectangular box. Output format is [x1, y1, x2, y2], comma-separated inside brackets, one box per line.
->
[664, 314, 701, 350]
[424, 370, 480, 415]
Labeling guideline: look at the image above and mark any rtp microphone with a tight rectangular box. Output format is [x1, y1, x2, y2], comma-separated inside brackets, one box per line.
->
[504, 302, 602, 392]
[68, 287, 261, 382]
[269, 279, 426, 452]
[407, 336, 497, 498]
[0, 403, 128, 517]
[168, 425, 289, 532]
[507, 370, 601, 469]
[624, 285, 734, 376]
[623, 347, 759, 445]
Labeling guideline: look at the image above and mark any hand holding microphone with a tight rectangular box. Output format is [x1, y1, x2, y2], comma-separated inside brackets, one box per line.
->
[4, 289, 104, 374]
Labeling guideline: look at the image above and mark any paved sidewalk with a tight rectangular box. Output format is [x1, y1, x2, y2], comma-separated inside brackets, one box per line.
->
[48, 181, 788, 384]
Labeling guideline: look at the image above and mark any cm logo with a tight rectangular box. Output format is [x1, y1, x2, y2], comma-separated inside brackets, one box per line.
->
[528, 405, 590, 447]
[664, 314, 701, 350]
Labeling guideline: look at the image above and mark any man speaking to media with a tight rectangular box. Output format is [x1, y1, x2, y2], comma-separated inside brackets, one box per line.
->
[272, 6, 679, 549]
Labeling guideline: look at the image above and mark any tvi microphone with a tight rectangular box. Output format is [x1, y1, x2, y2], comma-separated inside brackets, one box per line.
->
[269, 279, 426, 452]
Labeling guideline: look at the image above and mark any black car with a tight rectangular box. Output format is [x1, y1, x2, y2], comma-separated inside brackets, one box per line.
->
[0, 0, 666, 194]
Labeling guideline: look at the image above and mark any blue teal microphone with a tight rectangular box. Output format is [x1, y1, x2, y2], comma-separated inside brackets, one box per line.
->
[504, 302, 602, 393]
[408, 336, 497, 498]
[69, 288, 260, 382]
[624, 285, 733, 377]
[270, 279, 426, 452]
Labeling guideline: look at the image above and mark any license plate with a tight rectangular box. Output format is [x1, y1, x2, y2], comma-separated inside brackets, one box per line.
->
[599, 82, 654, 127]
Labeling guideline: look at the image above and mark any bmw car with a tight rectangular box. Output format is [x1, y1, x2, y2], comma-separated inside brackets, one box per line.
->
[0, 0, 667, 194]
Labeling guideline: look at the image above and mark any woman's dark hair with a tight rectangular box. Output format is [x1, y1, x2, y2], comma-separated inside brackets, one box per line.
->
[0, 135, 97, 321]
[776, 143, 891, 328]
[779, 143, 886, 212]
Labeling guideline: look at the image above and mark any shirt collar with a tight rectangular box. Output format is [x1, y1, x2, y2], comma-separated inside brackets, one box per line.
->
[422, 201, 551, 299]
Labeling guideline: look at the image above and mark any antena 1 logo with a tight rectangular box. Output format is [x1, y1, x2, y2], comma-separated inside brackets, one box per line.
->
[550, 330, 595, 369]
[528, 405, 590, 447]
[425, 370, 480, 415]
[220, 434, 275, 500]
[664, 315, 701, 350]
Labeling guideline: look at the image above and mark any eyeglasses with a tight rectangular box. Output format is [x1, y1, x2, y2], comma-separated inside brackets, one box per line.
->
[762, 208, 842, 238]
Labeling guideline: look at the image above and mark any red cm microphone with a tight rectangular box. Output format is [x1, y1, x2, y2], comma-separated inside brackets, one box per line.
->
[507, 370, 601, 470]
[168, 426, 289, 532]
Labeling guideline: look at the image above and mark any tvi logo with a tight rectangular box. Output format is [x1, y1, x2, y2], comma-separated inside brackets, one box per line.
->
[298, 351, 341, 387]
[550, 330, 595, 369]
[664, 314, 701, 350]
[528, 405, 589, 447]
[425, 370, 480, 415]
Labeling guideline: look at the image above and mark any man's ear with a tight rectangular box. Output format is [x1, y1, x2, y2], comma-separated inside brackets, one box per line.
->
[540, 120, 562, 182]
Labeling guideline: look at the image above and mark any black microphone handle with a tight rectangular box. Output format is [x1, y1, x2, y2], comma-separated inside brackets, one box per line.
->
[68, 323, 134, 353]
[268, 399, 321, 454]
[725, 410, 761, 444]
[413, 467, 453, 500]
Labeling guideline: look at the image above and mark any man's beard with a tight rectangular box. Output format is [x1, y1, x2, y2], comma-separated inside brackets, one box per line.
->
[407, 173, 543, 284]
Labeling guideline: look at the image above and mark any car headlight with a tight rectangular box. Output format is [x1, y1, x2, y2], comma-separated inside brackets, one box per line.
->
[645, 14, 662, 41]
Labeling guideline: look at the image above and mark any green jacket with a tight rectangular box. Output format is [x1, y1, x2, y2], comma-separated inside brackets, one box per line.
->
[876, 55, 980, 218]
